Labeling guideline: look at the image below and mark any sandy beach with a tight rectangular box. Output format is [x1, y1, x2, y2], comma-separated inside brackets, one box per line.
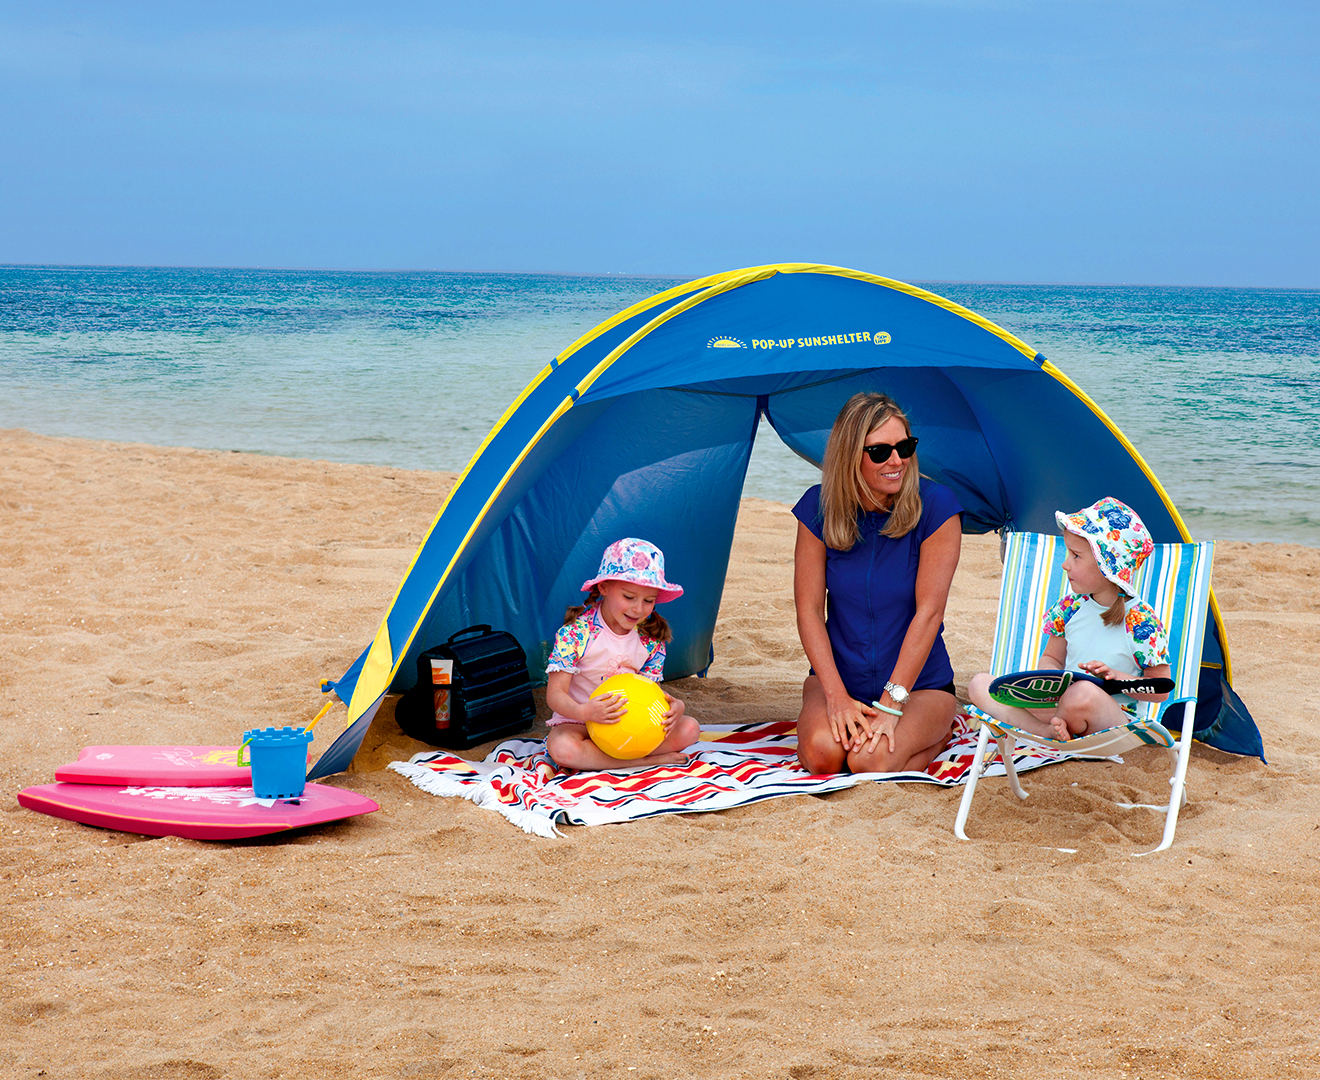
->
[3, 426, 1318, 1080]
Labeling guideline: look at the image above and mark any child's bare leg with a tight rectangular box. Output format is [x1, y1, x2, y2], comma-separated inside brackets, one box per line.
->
[546, 725, 612, 770]
[655, 714, 700, 755]
[968, 672, 1068, 740]
[1052, 681, 1127, 739]
[546, 721, 694, 772]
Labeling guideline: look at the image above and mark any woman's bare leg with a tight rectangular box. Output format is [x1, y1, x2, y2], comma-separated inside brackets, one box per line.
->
[797, 678, 957, 774]
[795, 675, 849, 774]
[845, 689, 957, 773]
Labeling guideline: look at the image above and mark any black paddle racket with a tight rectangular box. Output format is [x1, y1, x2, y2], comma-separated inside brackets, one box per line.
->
[988, 669, 1175, 709]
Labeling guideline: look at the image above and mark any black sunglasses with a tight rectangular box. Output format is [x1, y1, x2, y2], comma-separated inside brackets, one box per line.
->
[863, 436, 918, 463]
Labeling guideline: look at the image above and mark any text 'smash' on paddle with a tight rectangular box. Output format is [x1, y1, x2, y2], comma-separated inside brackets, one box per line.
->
[989, 670, 1176, 709]
[585, 673, 668, 759]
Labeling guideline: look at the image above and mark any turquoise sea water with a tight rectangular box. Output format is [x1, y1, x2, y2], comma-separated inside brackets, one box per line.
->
[2, 266, 1317, 545]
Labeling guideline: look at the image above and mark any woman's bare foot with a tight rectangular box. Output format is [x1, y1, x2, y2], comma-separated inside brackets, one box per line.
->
[1049, 716, 1071, 741]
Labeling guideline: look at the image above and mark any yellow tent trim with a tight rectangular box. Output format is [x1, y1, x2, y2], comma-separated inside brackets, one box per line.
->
[1040, 358, 1232, 682]
[787, 264, 1041, 361]
[347, 618, 397, 723]
[575, 266, 783, 397]
[572, 263, 1041, 401]
[360, 266, 761, 656]
[381, 264, 775, 615]
[345, 394, 578, 724]
[349, 359, 561, 648]
[561, 263, 1041, 373]
[553, 269, 753, 364]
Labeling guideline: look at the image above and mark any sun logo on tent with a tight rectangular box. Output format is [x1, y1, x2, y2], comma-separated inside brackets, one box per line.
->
[873, 331, 892, 345]
[707, 337, 746, 348]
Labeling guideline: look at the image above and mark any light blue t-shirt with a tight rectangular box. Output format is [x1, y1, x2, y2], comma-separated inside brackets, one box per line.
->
[1042, 593, 1170, 706]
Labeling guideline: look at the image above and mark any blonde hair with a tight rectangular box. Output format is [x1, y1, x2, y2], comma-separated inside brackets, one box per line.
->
[820, 392, 922, 550]
[565, 585, 672, 643]
[1061, 526, 1129, 628]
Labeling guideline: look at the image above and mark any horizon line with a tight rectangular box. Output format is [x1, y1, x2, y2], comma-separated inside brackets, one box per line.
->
[2, 262, 1317, 292]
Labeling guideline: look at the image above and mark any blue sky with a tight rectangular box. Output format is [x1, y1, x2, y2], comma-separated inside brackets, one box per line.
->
[1, 1, 1316, 285]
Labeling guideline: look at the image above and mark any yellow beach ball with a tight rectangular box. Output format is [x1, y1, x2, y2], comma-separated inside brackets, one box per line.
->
[586, 673, 668, 759]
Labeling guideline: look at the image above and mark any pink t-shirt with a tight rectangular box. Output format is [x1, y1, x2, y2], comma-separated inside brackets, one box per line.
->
[546, 608, 657, 726]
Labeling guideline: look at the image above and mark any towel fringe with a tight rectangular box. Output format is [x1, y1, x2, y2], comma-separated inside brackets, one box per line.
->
[388, 761, 562, 838]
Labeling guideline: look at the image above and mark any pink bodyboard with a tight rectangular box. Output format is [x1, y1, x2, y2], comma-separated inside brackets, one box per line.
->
[17, 782, 378, 840]
[55, 745, 304, 787]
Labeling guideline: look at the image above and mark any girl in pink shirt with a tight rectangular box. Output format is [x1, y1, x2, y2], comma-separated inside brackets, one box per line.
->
[544, 538, 699, 770]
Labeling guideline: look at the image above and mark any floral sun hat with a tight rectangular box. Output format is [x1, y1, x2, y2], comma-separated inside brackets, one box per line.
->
[581, 538, 684, 603]
[1055, 497, 1154, 598]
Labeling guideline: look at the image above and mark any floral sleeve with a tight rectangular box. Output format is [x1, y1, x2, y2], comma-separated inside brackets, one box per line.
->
[1041, 593, 1085, 637]
[638, 632, 666, 681]
[546, 614, 592, 674]
[1126, 601, 1170, 669]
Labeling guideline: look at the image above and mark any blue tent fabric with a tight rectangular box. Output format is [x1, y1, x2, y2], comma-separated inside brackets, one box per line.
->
[308, 264, 1263, 780]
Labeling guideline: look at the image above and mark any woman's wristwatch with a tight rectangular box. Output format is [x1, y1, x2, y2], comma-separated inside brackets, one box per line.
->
[884, 681, 910, 707]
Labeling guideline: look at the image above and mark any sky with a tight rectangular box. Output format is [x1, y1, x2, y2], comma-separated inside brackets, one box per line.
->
[1, 0, 1317, 286]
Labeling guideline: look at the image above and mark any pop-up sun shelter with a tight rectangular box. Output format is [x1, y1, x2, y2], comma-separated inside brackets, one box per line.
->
[308, 263, 1263, 779]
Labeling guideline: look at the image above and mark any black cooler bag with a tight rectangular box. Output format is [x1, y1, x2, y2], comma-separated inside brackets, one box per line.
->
[395, 625, 536, 750]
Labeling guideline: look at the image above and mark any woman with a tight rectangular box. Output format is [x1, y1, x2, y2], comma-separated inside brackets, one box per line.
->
[792, 392, 962, 774]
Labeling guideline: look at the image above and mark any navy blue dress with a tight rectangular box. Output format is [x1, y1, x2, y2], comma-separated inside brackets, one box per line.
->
[793, 478, 962, 703]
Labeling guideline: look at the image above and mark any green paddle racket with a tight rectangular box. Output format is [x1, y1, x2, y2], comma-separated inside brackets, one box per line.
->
[988, 669, 1175, 709]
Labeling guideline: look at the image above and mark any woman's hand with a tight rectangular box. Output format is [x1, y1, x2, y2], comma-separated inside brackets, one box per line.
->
[826, 693, 884, 752]
[1078, 660, 1122, 681]
[858, 693, 902, 755]
[661, 692, 685, 734]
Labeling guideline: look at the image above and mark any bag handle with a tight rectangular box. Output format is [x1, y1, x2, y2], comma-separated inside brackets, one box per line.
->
[447, 624, 492, 644]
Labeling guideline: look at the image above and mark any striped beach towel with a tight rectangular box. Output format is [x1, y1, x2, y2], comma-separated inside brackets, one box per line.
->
[389, 715, 1106, 837]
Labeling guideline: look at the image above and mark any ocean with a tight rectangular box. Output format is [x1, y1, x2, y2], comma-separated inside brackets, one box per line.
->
[2, 265, 1317, 546]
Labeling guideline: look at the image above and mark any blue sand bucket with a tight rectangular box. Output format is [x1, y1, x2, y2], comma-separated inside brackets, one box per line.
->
[237, 727, 313, 799]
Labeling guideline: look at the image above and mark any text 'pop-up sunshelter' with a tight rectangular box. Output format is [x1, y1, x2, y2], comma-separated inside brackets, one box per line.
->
[308, 263, 1262, 779]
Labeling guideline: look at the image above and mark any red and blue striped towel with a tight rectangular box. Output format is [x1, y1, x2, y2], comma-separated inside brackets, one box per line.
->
[388, 716, 1097, 837]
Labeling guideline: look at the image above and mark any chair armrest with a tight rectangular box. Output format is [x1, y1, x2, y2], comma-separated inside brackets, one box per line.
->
[1155, 696, 1196, 722]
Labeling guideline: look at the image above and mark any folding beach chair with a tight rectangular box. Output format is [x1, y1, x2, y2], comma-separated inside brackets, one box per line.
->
[954, 531, 1214, 854]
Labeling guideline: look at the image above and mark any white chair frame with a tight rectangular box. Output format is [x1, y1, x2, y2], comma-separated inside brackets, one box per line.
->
[953, 531, 1214, 855]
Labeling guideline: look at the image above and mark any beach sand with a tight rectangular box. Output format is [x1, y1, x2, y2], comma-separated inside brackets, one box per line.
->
[3, 427, 1318, 1079]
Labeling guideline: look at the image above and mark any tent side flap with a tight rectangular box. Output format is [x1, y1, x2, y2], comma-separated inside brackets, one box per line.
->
[396, 388, 762, 691]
